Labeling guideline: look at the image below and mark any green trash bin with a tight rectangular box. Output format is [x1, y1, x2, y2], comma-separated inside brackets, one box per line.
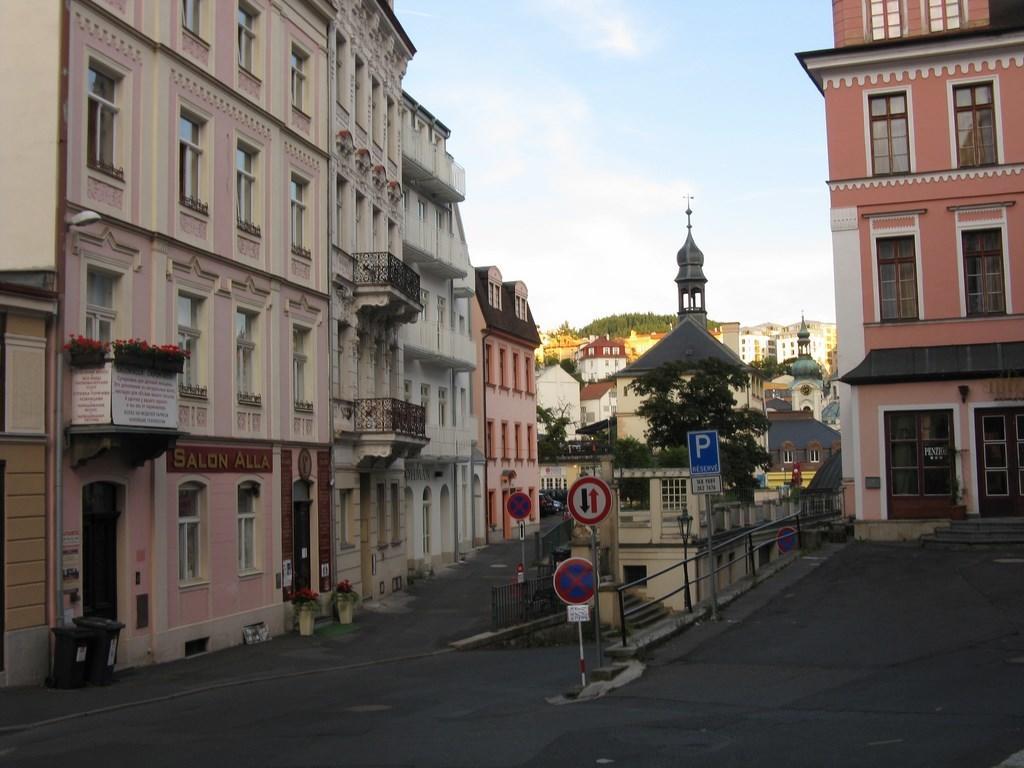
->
[48, 627, 92, 689]
[72, 616, 125, 685]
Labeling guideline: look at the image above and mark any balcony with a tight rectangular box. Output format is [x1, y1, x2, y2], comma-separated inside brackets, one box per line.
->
[453, 272, 475, 299]
[352, 251, 421, 322]
[351, 397, 428, 468]
[403, 319, 476, 371]
[402, 215, 468, 278]
[402, 121, 465, 203]
[421, 423, 477, 462]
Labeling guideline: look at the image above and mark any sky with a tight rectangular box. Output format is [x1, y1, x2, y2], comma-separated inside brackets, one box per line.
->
[394, 0, 837, 331]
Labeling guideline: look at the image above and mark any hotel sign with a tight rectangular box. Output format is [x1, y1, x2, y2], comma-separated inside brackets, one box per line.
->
[167, 445, 273, 473]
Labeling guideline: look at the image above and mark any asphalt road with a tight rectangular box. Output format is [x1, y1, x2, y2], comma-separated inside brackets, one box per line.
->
[3, 542, 1024, 767]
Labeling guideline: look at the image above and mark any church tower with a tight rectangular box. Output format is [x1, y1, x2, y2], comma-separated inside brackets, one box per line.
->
[791, 315, 824, 418]
[675, 205, 707, 327]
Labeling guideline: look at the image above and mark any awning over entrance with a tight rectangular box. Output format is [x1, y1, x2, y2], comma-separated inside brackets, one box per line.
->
[66, 425, 185, 467]
[841, 341, 1024, 385]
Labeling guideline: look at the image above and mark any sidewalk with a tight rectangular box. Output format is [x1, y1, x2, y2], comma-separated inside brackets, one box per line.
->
[0, 527, 544, 732]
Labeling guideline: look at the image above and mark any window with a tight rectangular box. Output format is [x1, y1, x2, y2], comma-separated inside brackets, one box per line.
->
[335, 489, 351, 549]
[386, 96, 397, 160]
[354, 57, 366, 127]
[870, 0, 901, 40]
[782, 448, 794, 464]
[486, 419, 494, 458]
[235, 309, 257, 400]
[421, 384, 431, 425]
[376, 483, 387, 546]
[182, 0, 201, 36]
[527, 425, 534, 459]
[179, 115, 204, 208]
[417, 200, 427, 221]
[501, 422, 509, 458]
[887, 411, 953, 496]
[371, 77, 383, 146]
[236, 145, 257, 231]
[177, 294, 202, 393]
[421, 488, 431, 555]
[290, 48, 306, 111]
[499, 348, 507, 387]
[488, 280, 502, 309]
[954, 83, 997, 167]
[87, 67, 120, 177]
[512, 353, 520, 390]
[336, 36, 349, 109]
[403, 379, 412, 402]
[514, 424, 522, 459]
[484, 343, 493, 385]
[809, 448, 821, 464]
[437, 296, 446, 328]
[963, 229, 1005, 315]
[438, 386, 447, 427]
[237, 6, 256, 72]
[86, 269, 117, 342]
[515, 295, 527, 321]
[290, 178, 307, 253]
[237, 482, 257, 572]
[390, 483, 401, 543]
[293, 327, 309, 406]
[178, 482, 203, 582]
[661, 478, 687, 513]
[877, 236, 918, 321]
[929, 0, 961, 32]
[869, 93, 909, 175]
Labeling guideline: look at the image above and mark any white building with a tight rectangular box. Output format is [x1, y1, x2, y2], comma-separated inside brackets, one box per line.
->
[577, 337, 628, 383]
[580, 381, 617, 428]
[399, 93, 479, 573]
[739, 320, 836, 373]
[536, 365, 580, 438]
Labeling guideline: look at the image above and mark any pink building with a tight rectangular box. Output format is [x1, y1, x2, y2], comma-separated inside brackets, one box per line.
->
[472, 267, 541, 541]
[799, 1, 1024, 532]
[55, 0, 335, 668]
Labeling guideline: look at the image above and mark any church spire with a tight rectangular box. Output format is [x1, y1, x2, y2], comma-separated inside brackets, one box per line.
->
[675, 198, 707, 327]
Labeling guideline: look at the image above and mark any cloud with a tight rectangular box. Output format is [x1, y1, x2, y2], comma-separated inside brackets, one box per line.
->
[531, 0, 647, 58]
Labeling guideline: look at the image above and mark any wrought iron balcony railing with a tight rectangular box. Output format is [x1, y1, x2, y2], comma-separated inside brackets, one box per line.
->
[354, 397, 426, 437]
[352, 251, 421, 305]
[237, 218, 261, 237]
[180, 195, 209, 216]
[87, 158, 125, 181]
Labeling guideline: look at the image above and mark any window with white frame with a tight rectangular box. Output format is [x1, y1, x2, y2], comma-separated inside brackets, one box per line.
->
[354, 56, 366, 127]
[438, 386, 447, 427]
[661, 478, 687, 512]
[404, 379, 412, 402]
[417, 199, 426, 221]
[236, 144, 257, 231]
[177, 293, 203, 394]
[870, 0, 901, 40]
[420, 289, 429, 321]
[335, 489, 351, 548]
[290, 177, 307, 253]
[237, 6, 256, 72]
[390, 482, 400, 543]
[179, 114, 204, 208]
[371, 77, 383, 146]
[293, 326, 310, 407]
[87, 66, 120, 177]
[782, 448, 794, 464]
[237, 482, 258, 572]
[421, 384, 431, 425]
[178, 482, 203, 582]
[336, 36, 349, 110]
[928, 0, 961, 32]
[235, 309, 258, 401]
[877, 235, 918, 321]
[182, 0, 202, 37]
[963, 229, 1005, 316]
[437, 296, 446, 329]
[421, 487, 431, 555]
[809, 448, 821, 464]
[376, 483, 387, 546]
[86, 268, 117, 342]
[290, 48, 307, 111]
[489, 281, 502, 309]
[954, 82, 997, 168]
[515, 295, 527, 321]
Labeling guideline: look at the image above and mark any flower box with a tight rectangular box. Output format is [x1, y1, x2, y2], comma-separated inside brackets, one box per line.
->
[64, 335, 109, 368]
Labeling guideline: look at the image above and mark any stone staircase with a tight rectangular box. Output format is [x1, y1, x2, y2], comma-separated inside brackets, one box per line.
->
[921, 518, 1024, 549]
[620, 590, 671, 632]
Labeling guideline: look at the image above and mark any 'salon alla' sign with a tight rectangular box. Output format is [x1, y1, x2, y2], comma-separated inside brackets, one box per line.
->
[167, 446, 273, 473]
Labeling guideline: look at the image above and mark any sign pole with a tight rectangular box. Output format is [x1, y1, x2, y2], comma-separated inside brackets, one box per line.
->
[520, 521, 526, 575]
[577, 621, 587, 688]
[705, 492, 718, 620]
[590, 526, 603, 669]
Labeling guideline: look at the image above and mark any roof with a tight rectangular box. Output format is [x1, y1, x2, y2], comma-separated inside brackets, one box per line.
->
[805, 450, 843, 493]
[580, 381, 615, 402]
[615, 315, 751, 377]
[768, 413, 840, 451]
[378, 0, 416, 56]
[765, 398, 792, 412]
[474, 268, 541, 346]
[579, 337, 627, 359]
[840, 341, 1024, 385]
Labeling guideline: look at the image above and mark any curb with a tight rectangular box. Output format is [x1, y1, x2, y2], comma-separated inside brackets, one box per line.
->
[449, 613, 565, 650]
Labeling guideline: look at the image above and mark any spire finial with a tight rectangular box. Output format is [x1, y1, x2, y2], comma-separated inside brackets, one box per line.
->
[684, 195, 694, 230]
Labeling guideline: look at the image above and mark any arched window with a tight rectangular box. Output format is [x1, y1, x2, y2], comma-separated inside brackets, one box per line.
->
[178, 481, 205, 582]
[421, 487, 431, 555]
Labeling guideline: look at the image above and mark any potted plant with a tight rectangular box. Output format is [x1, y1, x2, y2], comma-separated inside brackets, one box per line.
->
[152, 343, 189, 374]
[291, 587, 319, 636]
[334, 579, 360, 624]
[64, 335, 109, 367]
[112, 338, 154, 370]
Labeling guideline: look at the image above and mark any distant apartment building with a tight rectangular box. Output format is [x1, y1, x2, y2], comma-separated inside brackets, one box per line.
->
[577, 337, 628, 382]
[623, 330, 668, 362]
[536, 365, 580, 438]
[399, 93, 479, 570]
[799, 0, 1024, 529]
[738, 320, 837, 374]
[472, 267, 541, 540]
[536, 328, 584, 364]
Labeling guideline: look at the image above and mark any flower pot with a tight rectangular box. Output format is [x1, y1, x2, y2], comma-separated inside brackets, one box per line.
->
[153, 356, 185, 374]
[114, 352, 153, 371]
[297, 605, 316, 636]
[68, 350, 107, 368]
[335, 597, 355, 625]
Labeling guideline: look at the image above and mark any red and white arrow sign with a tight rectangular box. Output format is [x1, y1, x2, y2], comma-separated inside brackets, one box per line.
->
[567, 476, 612, 526]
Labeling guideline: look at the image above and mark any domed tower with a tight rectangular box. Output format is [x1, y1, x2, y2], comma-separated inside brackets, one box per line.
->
[791, 315, 824, 417]
[675, 205, 707, 328]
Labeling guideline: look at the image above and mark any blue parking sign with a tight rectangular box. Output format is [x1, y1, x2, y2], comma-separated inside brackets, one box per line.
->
[687, 430, 720, 476]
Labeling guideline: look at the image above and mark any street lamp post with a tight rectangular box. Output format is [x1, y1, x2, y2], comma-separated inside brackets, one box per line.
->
[677, 512, 693, 612]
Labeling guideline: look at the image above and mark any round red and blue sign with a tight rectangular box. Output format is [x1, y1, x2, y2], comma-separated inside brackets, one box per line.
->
[506, 491, 532, 521]
[553, 557, 595, 605]
[777, 525, 798, 554]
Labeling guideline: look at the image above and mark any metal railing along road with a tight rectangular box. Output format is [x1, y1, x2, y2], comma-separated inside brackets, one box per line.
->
[491, 576, 560, 630]
[615, 497, 843, 647]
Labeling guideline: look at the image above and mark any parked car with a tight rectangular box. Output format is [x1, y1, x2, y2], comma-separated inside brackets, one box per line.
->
[539, 492, 565, 517]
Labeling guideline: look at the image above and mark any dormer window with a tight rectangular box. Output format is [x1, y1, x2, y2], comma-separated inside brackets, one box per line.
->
[514, 295, 527, 321]
[488, 280, 502, 309]
[928, 0, 961, 32]
[870, 0, 901, 41]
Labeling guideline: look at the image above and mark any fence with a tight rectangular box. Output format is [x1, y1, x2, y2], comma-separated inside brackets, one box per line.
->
[535, 518, 572, 564]
[491, 576, 561, 630]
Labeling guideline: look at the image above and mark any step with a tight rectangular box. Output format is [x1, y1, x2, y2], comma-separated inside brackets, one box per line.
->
[922, 534, 1024, 549]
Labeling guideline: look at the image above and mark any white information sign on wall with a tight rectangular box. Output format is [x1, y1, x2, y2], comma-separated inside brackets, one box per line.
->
[111, 368, 178, 429]
[691, 475, 722, 495]
[566, 604, 590, 623]
[71, 366, 112, 425]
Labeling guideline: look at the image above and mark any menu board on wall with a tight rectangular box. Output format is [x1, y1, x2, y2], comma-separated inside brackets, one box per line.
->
[111, 368, 178, 429]
[71, 366, 113, 425]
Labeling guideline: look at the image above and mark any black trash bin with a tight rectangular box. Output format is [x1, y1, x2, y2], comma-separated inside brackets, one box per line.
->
[73, 616, 125, 685]
[48, 627, 92, 689]
[551, 546, 571, 567]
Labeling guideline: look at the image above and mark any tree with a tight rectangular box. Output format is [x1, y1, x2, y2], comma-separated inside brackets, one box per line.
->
[559, 358, 582, 382]
[613, 437, 652, 509]
[750, 356, 792, 380]
[629, 358, 770, 500]
[536, 405, 571, 462]
[542, 353, 560, 368]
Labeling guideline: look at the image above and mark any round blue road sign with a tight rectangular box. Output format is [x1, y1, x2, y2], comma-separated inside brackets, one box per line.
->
[777, 525, 798, 554]
[553, 557, 595, 605]
[506, 491, 532, 521]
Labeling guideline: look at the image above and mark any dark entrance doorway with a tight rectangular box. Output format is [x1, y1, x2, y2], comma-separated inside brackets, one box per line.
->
[975, 407, 1024, 517]
[83, 482, 120, 619]
[292, 480, 312, 590]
